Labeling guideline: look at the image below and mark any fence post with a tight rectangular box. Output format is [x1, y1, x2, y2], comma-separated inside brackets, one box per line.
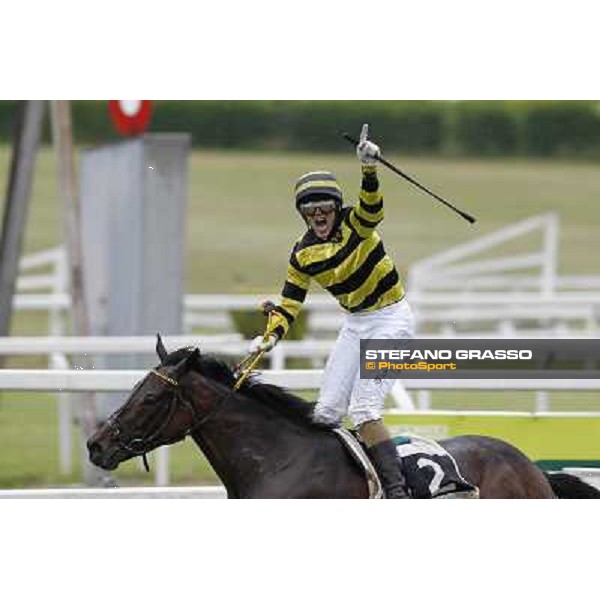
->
[155, 446, 170, 486]
[416, 390, 432, 410]
[270, 344, 285, 370]
[535, 391, 550, 412]
[542, 213, 559, 298]
[51, 352, 72, 475]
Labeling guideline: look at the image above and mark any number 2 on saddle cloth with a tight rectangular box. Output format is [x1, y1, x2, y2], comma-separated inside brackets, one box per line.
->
[393, 435, 478, 499]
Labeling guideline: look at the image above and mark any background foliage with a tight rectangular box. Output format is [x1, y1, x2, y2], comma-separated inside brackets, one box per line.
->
[1, 100, 600, 157]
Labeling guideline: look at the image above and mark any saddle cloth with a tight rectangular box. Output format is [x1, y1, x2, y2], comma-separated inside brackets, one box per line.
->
[335, 429, 478, 499]
[393, 434, 479, 499]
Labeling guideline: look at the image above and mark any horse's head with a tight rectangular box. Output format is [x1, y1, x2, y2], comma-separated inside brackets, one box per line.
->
[87, 334, 205, 471]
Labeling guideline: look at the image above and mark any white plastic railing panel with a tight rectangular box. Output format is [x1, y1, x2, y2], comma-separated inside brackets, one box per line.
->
[0, 335, 243, 355]
[0, 336, 598, 362]
[0, 486, 227, 499]
[0, 369, 599, 392]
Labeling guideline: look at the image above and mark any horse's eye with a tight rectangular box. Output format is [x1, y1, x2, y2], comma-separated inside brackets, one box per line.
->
[146, 394, 160, 404]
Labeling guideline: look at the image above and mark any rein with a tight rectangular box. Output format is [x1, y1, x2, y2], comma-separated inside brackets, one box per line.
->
[105, 368, 228, 471]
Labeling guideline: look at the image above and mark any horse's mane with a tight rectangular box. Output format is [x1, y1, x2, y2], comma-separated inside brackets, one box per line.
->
[163, 347, 324, 429]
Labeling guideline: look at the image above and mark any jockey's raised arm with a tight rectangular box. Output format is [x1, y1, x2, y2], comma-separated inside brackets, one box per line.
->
[250, 124, 415, 499]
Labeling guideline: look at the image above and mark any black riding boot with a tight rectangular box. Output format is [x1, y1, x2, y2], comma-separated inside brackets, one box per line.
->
[367, 439, 410, 499]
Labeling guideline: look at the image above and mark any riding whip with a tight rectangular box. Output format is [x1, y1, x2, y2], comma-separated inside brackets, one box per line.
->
[341, 131, 477, 225]
[234, 301, 276, 390]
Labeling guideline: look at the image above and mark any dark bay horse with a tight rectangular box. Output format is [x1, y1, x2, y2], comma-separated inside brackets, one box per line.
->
[87, 338, 600, 499]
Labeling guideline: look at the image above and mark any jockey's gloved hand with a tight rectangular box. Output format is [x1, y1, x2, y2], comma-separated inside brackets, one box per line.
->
[249, 334, 278, 354]
[356, 123, 380, 165]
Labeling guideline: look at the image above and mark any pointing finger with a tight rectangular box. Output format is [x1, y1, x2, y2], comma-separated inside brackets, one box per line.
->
[359, 123, 369, 144]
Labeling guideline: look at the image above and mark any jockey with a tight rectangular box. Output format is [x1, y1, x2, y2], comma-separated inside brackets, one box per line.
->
[250, 124, 415, 499]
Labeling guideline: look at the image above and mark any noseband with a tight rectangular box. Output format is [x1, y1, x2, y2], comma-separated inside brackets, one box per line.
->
[105, 368, 224, 471]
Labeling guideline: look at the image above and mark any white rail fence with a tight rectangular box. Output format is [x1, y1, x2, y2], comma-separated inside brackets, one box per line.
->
[408, 213, 562, 296]
[406, 212, 600, 296]
[14, 212, 600, 340]
[5, 368, 600, 393]
[3, 367, 600, 486]
[12, 290, 600, 338]
[0, 486, 227, 499]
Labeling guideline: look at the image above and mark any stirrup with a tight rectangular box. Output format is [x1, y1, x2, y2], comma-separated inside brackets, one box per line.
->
[386, 486, 410, 499]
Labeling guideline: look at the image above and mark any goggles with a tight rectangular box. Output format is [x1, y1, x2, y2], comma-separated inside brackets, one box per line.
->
[300, 200, 337, 218]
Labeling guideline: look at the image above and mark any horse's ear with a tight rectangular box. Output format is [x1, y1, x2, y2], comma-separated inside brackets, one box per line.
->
[173, 347, 200, 377]
[186, 347, 201, 368]
[156, 333, 168, 364]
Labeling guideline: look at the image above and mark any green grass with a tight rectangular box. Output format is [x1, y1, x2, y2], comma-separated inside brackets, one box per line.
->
[0, 392, 222, 488]
[5, 146, 600, 293]
[185, 152, 600, 290]
[1, 146, 599, 487]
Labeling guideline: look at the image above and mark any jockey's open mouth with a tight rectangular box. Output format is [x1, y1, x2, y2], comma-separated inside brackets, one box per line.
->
[302, 200, 337, 239]
[311, 214, 333, 238]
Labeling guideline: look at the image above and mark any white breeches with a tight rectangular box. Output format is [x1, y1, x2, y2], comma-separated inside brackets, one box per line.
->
[313, 298, 415, 428]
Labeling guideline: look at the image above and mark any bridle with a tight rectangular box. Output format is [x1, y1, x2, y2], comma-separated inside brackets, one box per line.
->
[104, 367, 226, 471]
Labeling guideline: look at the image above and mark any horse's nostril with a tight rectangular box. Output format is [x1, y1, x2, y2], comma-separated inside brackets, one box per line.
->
[87, 440, 101, 458]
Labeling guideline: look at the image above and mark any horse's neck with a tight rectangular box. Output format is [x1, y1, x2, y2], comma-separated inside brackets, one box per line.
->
[186, 379, 310, 498]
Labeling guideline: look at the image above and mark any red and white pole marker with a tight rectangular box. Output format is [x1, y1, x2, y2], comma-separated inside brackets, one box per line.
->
[108, 100, 152, 136]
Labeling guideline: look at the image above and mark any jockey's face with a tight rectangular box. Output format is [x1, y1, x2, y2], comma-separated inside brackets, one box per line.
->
[301, 199, 337, 240]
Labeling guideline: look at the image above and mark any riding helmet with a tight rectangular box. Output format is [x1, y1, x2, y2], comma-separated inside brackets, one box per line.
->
[294, 171, 343, 215]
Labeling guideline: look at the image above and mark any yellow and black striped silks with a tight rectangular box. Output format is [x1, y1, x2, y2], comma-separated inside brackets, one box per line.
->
[267, 165, 405, 340]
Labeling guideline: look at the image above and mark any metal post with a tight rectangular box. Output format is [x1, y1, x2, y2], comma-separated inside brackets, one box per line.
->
[50, 101, 99, 485]
[0, 101, 45, 338]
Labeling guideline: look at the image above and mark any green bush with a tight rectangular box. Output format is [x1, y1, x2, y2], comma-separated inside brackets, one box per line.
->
[279, 100, 446, 153]
[0, 101, 19, 140]
[72, 101, 119, 144]
[230, 309, 307, 340]
[1, 100, 599, 158]
[230, 309, 311, 369]
[453, 101, 519, 155]
[520, 101, 600, 156]
[68, 100, 446, 153]
[154, 100, 279, 148]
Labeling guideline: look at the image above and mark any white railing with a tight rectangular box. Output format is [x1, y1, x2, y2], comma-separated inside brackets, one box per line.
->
[408, 213, 561, 297]
[12, 291, 600, 337]
[0, 334, 244, 355]
[3, 368, 600, 392]
[0, 486, 227, 499]
[14, 288, 600, 337]
[13, 223, 600, 339]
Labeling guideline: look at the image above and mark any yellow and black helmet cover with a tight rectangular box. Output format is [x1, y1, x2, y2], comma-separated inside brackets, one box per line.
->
[294, 171, 343, 213]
